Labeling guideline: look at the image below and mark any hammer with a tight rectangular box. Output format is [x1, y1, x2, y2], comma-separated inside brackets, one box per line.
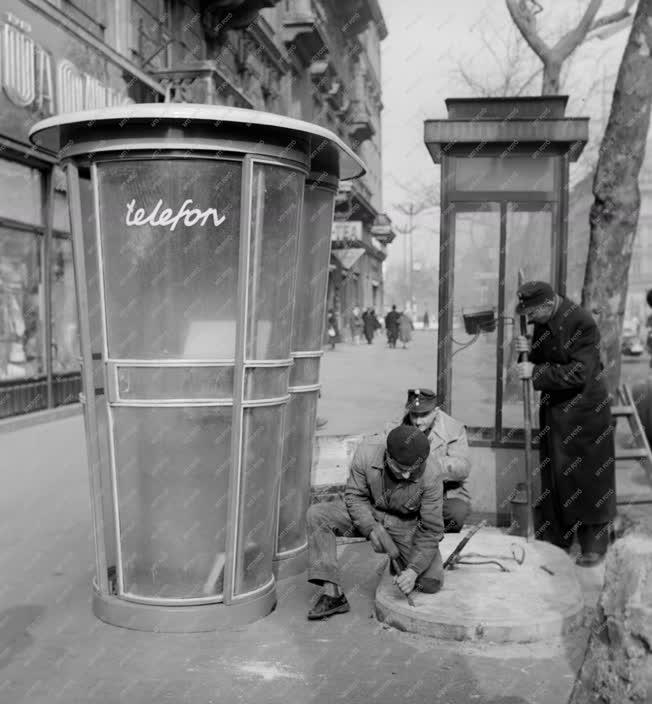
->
[372, 524, 416, 607]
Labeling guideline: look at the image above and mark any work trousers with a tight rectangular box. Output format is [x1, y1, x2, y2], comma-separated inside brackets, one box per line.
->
[306, 499, 443, 593]
[443, 497, 470, 533]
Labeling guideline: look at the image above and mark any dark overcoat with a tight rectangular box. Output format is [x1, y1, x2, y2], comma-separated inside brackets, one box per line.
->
[529, 297, 616, 536]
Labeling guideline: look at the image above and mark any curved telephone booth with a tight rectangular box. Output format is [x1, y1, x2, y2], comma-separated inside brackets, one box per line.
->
[29, 105, 364, 632]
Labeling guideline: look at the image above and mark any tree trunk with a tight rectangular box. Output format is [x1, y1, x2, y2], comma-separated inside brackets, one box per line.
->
[541, 59, 561, 94]
[581, 0, 652, 395]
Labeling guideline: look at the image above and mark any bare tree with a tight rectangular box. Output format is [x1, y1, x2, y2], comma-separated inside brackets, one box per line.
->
[506, 0, 637, 93]
[582, 0, 652, 393]
[450, 21, 542, 97]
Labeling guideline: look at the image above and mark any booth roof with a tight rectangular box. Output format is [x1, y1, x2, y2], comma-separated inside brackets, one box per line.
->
[28, 103, 366, 181]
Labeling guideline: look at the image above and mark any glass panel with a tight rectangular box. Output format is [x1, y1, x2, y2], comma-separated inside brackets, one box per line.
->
[73, 173, 103, 353]
[235, 405, 284, 594]
[51, 238, 80, 372]
[278, 391, 318, 553]
[114, 406, 232, 599]
[502, 203, 553, 433]
[0, 160, 43, 226]
[243, 366, 290, 400]
[289, 356, 320, 387]
[117, 365, 234, 400]
[0, 227, 44, 380]
[450, 203, 500, 430]
[53, 192, 71, 233]
[454, 157, 554, 192]
[246, 164, 303, 360]
[292, 186, 335, 351]
[97, 159, 242, 359]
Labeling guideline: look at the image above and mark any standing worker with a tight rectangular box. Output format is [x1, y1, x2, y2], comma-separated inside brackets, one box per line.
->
[514, 281, 616, 566]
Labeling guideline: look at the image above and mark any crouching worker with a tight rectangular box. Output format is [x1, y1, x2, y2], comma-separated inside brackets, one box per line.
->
[306, 425, 444, 620]
[401, 388, 472, 533]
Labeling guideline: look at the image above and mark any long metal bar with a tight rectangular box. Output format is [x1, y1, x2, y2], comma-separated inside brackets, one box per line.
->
[43, 168, 55, 409]
[224, 155, 254, 604]
[517, 268, 535, 541]
[287, 383, 321, 393]
[437, 157, 455, 412]
[495, 202, 507, 441]
[119, 592, 224, 607]
[292, 350, 324, 358]
[66, 161, 109, 594]
[558, 155, 569, 294]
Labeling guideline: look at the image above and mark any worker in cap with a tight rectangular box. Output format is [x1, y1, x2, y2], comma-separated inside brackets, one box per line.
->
[514, 280, 616, 566]
[399, 388, 472, 532]
[305, 425, 444, 620]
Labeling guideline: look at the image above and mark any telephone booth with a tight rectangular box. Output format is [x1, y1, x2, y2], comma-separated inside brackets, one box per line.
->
[29, 105, 364, 632]
[423, 96, 588, 523]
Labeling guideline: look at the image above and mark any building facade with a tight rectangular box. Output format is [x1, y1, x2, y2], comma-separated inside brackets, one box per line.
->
[0, 0, 390, 419]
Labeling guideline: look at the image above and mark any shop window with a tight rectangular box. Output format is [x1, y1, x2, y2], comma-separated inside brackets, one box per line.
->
[0, 162, 43, 227]
[51, 237, 79, 373]
[0, 228, 43, 381]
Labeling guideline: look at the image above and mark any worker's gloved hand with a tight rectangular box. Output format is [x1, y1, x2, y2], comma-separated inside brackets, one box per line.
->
[394, 567, 418, 595]
[515, 335, 530, 354]
[368, 527, 386, 554]
[517, 361, 534, 380]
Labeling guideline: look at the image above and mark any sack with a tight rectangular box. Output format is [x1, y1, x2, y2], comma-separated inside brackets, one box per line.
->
[328, 326, 336, 338]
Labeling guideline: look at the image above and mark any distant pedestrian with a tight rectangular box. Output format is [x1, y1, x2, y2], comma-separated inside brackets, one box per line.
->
[349, 306, 363, 345]
[327, 309, 338, 350]
[398, 312, 413, 349]
[363, 307, 380, 344]
[384, 305, 400, 348]
[423, 311, 430, 329]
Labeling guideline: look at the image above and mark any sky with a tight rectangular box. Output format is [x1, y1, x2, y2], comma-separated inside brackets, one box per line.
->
[377, 0, 631, 272]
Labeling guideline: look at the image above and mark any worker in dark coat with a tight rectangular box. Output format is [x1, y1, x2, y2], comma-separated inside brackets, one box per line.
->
[515, 281, 616, 567]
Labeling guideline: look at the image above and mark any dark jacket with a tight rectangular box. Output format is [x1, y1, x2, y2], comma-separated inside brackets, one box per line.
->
[529, 296, 616, 525]
[343, 436, 444, 575]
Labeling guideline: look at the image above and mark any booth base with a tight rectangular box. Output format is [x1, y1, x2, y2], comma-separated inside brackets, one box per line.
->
[375, 529, 584, 643]
[92, 581, 277, 632]
[273, 547, 307, 581]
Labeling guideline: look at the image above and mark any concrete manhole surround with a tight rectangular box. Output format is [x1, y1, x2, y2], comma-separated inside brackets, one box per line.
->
[375, 528, 586, 643]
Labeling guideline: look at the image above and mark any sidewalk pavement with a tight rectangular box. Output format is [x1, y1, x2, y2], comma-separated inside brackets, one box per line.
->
[1, 414, 593, 704]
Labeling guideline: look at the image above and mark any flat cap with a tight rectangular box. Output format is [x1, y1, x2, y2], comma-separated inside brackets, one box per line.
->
[386, 425, 430, 467]
[516, 281, 555, 314]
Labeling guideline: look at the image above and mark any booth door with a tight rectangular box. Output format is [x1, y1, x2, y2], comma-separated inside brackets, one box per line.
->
[449, 201, 554, 441]
[94, 157, 243, 602]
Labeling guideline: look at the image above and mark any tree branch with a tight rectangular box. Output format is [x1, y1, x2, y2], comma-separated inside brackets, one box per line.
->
[553, 0, 603, 60]
[591, 0, 637, 30]
[505, 0, 551, 60]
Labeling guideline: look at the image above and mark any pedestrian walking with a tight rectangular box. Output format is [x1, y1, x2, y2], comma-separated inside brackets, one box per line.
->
[349, 306, 363, 345]
[362, 307, 379, 344]
[398, 311, 413, 349]
[423, 311, 430, 329]
[384, 305, 400, 348]
[515, 280, 616, 566]
[326, 309, 338, 350]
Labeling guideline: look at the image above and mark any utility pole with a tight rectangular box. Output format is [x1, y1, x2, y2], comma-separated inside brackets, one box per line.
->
[395, 201, 430, 316]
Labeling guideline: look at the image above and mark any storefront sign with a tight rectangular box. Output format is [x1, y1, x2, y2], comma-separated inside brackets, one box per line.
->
[1, 12, 131, 116]
[332, 220, 362, 242]
[125, 199, 227, 231]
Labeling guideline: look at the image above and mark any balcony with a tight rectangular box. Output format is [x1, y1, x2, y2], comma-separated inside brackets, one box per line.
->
[150, 62, 252, 108]
[348, 99, 375, 144]
[199, 0, 282, 36]
[282, 0, 329, 66]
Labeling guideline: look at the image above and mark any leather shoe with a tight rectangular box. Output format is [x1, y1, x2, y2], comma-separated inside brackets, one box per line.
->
[576, 552, 605, 567]
[307, 593, 350, 620]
